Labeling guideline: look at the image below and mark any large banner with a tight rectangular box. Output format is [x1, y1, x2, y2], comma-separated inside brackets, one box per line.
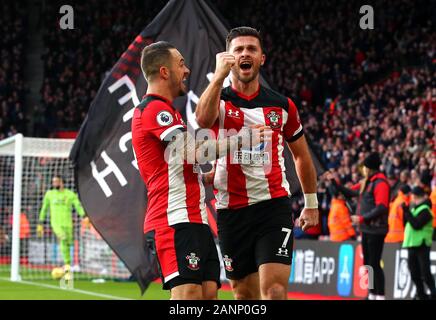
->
[289, 240, 436, 299]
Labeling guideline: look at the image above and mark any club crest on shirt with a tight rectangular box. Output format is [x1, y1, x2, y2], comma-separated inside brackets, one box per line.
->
[223, 255, 234, 272]
[186, 253, 200, 271]
[157, 111, 173, 126]
[266, 111, 281, 129]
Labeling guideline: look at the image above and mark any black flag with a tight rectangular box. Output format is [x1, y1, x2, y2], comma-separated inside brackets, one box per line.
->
[70, 0, 324, 294]
[69, 0, 232, 294]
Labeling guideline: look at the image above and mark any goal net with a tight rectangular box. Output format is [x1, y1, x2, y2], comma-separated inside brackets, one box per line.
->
[0, 134, 130, 281]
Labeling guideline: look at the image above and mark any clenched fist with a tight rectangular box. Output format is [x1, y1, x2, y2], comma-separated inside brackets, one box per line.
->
[298, 208, 319, 232]
[214, 52, 236, 82]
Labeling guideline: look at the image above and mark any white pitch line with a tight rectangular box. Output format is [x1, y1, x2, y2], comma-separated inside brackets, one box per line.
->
[0, 277, 134, 300]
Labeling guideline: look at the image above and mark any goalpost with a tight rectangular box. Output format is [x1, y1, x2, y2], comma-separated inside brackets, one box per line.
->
[0, 134, 130, 282]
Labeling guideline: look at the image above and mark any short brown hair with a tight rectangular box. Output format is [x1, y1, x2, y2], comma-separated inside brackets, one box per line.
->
[226, 26, 263, 51]
[140, 41, 175, 81]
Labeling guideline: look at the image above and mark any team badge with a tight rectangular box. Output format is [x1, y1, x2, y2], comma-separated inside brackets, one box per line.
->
[266, 111, 281, 129]
[186, 253, 200, 271]
[156, 111, 173, 126]
[223, 255, 234, 272]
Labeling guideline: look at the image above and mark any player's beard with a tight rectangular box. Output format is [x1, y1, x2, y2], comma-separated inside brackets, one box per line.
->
[233, 64, 260, 84]
[170, 71, 187, 97]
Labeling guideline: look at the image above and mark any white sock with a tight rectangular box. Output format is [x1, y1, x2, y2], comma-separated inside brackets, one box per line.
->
[368, 293, 376, 300]
[376, 295, 385, 300]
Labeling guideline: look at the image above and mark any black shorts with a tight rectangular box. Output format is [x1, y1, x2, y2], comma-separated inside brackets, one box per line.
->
[145, 223, 221, 290]
[217, 196, 294, 280]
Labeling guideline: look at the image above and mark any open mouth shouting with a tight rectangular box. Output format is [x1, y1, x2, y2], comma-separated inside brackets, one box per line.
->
[239, 61, 253, 73]
[182, 75, 188, 87]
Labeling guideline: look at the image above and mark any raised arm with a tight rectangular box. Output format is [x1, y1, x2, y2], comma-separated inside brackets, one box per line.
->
[195, 52, 235, 128]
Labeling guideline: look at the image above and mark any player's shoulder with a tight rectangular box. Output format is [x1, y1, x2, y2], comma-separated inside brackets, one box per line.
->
[220, 85, 289, 106]
[220, 86, 233, 101]
[136, 95, 174, 114]
[258, 86, 291, 108]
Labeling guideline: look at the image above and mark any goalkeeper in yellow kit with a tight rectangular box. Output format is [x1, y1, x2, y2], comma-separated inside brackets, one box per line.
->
[37, 175, 89, 274]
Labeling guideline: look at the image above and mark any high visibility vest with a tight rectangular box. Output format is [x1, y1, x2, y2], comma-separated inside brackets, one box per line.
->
[19, 213, 30, 239]
[328, 198, 356, 241]
[385, 191, 409, 243]
[403, 203, 434, 248]
[430, 188, 436, 228]
[8, 213, 30, 239]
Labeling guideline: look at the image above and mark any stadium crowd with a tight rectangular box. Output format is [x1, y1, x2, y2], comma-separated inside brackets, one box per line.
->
[0, 0, 435, 240]
[0, 1, 29, 140]
[36, 0, 167, 136]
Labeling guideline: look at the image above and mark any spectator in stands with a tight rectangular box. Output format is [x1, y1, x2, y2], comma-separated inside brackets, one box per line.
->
[0, 1, 28, 138]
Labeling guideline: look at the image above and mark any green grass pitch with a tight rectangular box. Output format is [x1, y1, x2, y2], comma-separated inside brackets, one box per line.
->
[0, 270, 235, 300]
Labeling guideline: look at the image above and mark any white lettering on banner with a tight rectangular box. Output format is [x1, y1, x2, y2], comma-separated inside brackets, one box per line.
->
[304, 250, 315, 284]
[292, 249, 335, 285]
[293, 251, 304, 283]
[108, 75, 141, 122]
[393, 249, 436, 299]
[108, 75, 141, 169]
[313, 257, 321, 283]
[186, 91, 200, 130]
[91, 151, 128, 197]
[91, 75, 140, 191]
[119, 132, 138, 169]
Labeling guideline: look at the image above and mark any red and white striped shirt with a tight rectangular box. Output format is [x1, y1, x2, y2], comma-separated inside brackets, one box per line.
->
[131, 94, 208, 233]
[212, 85, 303, 210]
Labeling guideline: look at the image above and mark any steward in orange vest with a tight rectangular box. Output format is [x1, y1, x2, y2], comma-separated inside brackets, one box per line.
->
[385, 185, 411, 243]
[431, 187, 436, 240]
[328, 195, 356, 242]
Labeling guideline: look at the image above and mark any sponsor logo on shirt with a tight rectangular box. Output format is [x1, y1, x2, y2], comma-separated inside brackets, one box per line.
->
[227, 109, 240, 119]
